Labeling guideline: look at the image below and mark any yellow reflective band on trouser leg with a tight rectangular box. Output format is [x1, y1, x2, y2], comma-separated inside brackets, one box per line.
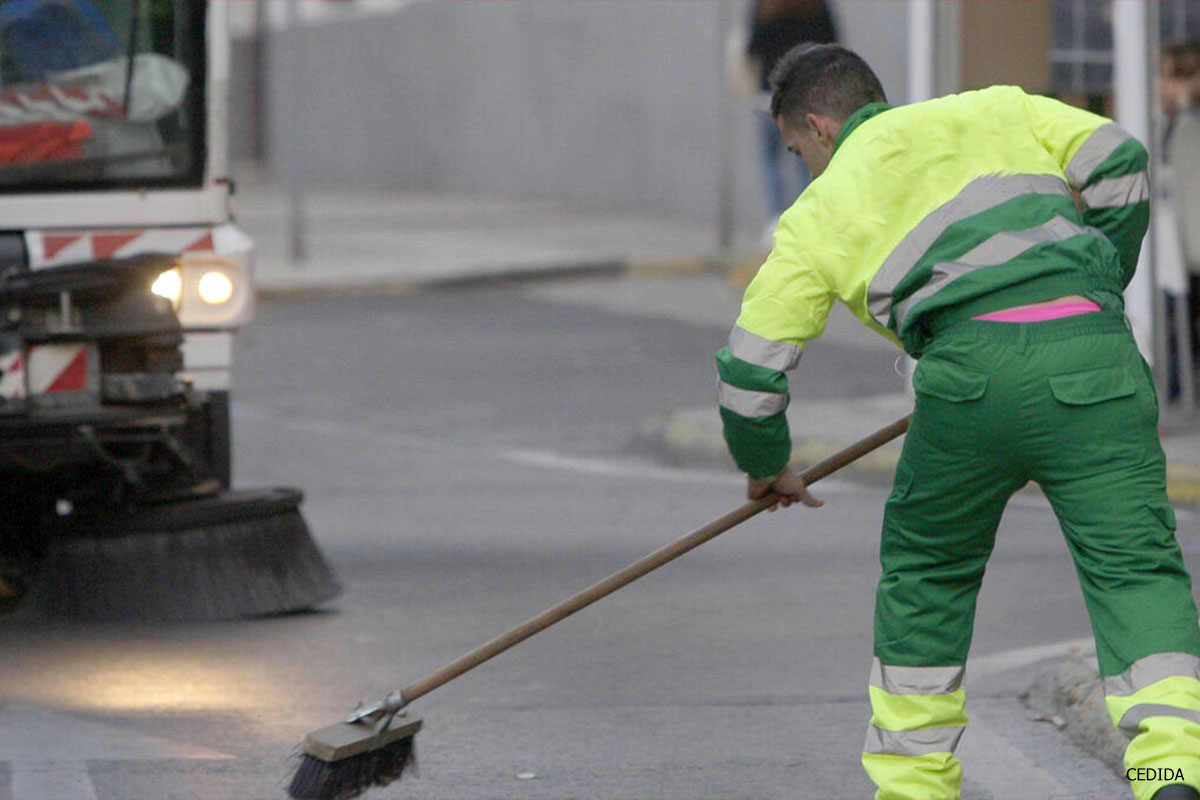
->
[861, 753, 963, 800]
[1103, 653, 1200, 800]
[863, 682, 967, 800]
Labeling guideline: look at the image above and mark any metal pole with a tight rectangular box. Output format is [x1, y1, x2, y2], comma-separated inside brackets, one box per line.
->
[899, 0, 938, 396]
[907, 0, 936, 103]
[1113, 0, 1155, 365]
[284, 0, 307, 265]
[716, 0, 736, 261]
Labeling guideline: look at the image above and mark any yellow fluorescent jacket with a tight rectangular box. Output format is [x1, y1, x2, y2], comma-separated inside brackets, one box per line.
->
[716, 86, 1150, 477]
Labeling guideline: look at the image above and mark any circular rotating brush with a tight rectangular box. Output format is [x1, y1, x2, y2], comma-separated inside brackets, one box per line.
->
[39, 487, 341, 622]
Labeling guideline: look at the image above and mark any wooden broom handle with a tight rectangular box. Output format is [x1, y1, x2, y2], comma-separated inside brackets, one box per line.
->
[399, 413, 912, 706]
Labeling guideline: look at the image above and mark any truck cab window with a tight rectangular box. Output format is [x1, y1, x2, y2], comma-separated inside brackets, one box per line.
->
[0, 0, 205, 191]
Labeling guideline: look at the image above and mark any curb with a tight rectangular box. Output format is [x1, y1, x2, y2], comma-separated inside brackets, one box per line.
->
[1167, 463, 1200, 508]
[253, 258, 629, 300]
[253, 254, 727, 302]
[1022, 650, 1127, 779]
[632, 407, 903, 489]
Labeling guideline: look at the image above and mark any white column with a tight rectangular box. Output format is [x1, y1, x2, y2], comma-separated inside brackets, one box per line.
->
[1112, 0, 1156, 363]
[907, 0, 936, 103]
[901, 0, 937, 393]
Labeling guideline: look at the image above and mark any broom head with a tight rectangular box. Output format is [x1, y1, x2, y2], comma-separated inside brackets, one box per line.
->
[288, 714, 422, 799]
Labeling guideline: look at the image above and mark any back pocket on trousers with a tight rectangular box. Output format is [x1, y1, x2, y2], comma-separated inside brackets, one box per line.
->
[1045, 365, 1148, 468]
[913, 359, 989, 402]
[1047, 366, 1136, 406]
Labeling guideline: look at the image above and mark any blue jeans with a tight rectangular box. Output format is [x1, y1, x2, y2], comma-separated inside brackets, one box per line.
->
[759, 113, 812, 217]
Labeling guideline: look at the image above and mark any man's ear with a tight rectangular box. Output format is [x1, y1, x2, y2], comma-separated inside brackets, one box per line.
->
[805, 113, 841, 147]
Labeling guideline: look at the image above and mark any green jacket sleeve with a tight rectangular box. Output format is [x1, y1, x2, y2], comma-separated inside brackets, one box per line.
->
[1024, 92, 1150, 285]
[716, 213, 835, 478]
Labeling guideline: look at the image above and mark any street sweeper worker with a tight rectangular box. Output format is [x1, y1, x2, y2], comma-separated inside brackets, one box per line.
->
[715, 42, 1200, 800]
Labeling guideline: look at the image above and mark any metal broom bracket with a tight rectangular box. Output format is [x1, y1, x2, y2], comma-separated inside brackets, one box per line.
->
[345, 689, 408, 727]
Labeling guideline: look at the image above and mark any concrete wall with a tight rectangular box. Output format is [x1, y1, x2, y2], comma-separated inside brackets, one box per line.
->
[232, 1, 907, 230]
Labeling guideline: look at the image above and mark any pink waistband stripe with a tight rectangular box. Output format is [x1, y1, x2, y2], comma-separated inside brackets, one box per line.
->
[972, 299, 1102, 323]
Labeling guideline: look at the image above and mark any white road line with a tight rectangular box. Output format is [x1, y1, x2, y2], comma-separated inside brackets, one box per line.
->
[233, 405, 1199, 522]
[960, 638, 1102, 800]
[233, 405, 864, 493]
[0, 707, 232, 800]
[956, 713, 1076, 800]
[495, 447, 743, 483]
[493, 447, 863, 494]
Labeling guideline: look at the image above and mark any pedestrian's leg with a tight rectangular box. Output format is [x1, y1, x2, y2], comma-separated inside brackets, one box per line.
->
[758, 114, 786, 219]
[793, 151, 813, 198]
[863, 373, 1025, 800]
[1033, 336, 1200, 800]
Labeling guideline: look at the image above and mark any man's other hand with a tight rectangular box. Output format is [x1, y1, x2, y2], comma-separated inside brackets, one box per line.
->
[746, 466, 824, 511]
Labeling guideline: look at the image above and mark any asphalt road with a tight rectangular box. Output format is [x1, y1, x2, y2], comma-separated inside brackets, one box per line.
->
[0, 274, 1157, 798]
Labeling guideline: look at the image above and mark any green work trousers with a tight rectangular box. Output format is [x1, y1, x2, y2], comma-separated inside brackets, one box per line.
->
[862, 312, 1200, 800]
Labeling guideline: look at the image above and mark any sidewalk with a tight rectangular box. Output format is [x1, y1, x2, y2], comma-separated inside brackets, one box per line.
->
[233, 170, 751, 295]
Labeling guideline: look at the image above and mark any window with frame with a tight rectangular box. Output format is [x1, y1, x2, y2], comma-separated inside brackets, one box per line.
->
[1051, 0, 1200, 99]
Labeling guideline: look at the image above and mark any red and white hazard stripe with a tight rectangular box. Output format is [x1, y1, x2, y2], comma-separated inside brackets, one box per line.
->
[0, 350, 24, 400]
[27, 345, 94, 395]
[28, 228, 218, 268]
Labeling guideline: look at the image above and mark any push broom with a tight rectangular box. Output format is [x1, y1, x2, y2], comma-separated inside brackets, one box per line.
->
[286, 414, 912, 800]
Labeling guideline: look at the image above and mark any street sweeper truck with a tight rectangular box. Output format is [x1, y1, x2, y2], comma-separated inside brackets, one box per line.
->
[0, 0, 340, 621]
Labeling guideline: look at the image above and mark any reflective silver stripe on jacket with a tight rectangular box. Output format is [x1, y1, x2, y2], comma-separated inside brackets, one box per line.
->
[1115, 704, 1200, 734]
[863, 725, 965, 757]
[1080, 171, 1150, 209]
[1104, 652, 1200, 697]
[1065, 123, 1133, 187]
[866, 173, 1072, 325]
[870, 659, 965, 695]
[717, 381, 788, 418]
[892, 214, 1099, 331]
[728, 325, 803, 372]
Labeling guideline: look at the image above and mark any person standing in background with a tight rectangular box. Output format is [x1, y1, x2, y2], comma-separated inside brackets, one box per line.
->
[1159, 39, 1200, 403]
[746, 0, 837, 246]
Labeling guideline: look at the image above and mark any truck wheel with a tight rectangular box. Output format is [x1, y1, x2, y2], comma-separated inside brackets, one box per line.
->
[40, 488, 341, 622]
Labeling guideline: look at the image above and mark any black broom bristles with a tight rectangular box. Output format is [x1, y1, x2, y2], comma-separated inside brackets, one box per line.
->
[39, 491, 340, 622]
[288, 735, 415, 800]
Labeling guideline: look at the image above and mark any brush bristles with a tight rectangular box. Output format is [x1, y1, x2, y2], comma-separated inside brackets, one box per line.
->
[288, 736, 415, 800]
[41, 499, 340, 622]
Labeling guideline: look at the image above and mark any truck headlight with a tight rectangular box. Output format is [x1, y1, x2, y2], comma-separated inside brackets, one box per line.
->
[197, 271, 234, 305]
[151, 268, 183, 307]
[171, 257, 252, 328]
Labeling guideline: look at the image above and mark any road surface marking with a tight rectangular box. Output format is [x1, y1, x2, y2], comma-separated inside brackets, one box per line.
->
[969, 637, 1095, 678]
[232, 406, 1198, 524]
[957, 711, 1075, 799]
[234, 404, 865, 492]
[0, 707, 232, 800]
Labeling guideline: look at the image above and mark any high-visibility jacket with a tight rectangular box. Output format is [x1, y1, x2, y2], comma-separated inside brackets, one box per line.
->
[716, 87, 1150, 478]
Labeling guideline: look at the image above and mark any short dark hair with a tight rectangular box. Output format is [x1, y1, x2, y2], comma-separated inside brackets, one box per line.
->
[769, 43, 887, 125]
